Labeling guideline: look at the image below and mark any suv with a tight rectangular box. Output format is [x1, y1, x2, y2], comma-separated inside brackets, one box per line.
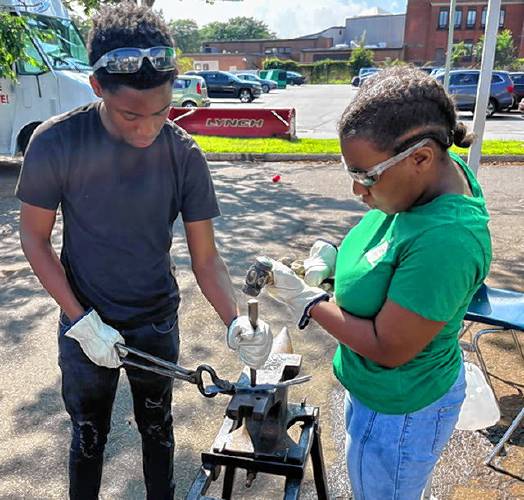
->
[171, 75, 210, 108]
[436, 70, 514, 117]
[189, 70, 261, 103]
[509, 72, 524, 109]
[236, 72, 277, 93]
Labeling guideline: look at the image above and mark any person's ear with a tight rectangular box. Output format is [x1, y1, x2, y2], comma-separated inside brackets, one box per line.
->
[411, 145, 434, 173]
[89, 74, 104, 98]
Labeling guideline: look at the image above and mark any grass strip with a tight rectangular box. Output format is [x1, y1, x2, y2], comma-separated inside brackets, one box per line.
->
[194, 136, 524, 156]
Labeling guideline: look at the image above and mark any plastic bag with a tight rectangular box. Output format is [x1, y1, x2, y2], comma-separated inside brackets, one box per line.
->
[456, 361, 500, 431]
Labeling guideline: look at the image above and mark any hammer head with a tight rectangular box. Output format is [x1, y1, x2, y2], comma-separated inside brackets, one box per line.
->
[242, 256, 274, 297]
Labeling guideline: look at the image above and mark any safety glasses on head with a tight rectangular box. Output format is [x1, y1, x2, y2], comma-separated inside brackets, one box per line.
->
[341, 138, 431, 187]
[92, 46, 176, 74]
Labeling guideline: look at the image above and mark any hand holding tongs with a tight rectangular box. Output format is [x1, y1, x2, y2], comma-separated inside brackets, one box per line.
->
[115, 343, 312, 398]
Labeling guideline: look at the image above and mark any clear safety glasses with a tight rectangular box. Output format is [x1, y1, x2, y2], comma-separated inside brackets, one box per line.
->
[92, 46, 176, 74]
[341, 138, 431, 187]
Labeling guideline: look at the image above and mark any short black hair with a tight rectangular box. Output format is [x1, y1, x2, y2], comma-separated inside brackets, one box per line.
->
[338, 67, 474, 152]
[88, 2, 176, 92]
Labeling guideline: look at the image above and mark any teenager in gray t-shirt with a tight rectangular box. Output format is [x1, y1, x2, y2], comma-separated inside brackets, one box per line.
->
[15, 4, 272, 499]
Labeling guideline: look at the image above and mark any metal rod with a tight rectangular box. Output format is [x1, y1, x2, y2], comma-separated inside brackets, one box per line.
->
[443, 0, 456, 91]
[248, 299, 258, 387]
[468, 0, 502, 174]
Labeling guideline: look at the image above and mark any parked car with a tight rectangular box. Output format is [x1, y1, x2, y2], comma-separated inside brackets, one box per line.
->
[351, 67, 381, 87]
[236, 73, 277, 93]
[430, 68, 445, 78]
[286, 71, 306, 85]
[187, 70, 262, 103]
[509, 72, 524, 109]
[436, 70, 514, 117]
[171, 75, 210, 108]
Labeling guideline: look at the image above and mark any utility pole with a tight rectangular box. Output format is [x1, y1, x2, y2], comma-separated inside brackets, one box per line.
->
[467, 0, 501, 174]
[443, 0, 457, 91]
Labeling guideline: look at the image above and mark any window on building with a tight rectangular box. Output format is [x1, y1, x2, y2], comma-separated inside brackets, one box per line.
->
[203, 63, 209, 70]
[454, 8, 463, 29]
[499, 9, 505, 27]
[195, 63, 202, 70]
[480, 7, 505, 28]
[435, 48, 446, 64]
[438, 9, 449, 29]
[466, 9, 476, 29]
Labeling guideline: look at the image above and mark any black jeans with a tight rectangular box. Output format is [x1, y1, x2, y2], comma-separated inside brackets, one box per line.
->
[58, 311, 180, 500]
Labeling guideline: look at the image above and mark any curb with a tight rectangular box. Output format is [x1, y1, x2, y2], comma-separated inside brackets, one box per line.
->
[204, 153, 524, 163]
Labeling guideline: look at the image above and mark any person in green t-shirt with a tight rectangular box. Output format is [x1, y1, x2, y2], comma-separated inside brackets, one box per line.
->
[261, 67, 492, 499]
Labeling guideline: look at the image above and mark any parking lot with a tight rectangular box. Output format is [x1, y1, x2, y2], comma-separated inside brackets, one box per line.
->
[1, 159, 523, 499]
[209, 84, 524, 141]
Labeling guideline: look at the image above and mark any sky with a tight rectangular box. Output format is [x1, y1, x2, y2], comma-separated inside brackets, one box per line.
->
[154, 0, 406, 39]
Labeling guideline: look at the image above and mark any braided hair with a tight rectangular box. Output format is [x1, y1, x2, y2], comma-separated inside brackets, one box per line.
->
[338, 67, 474, 152]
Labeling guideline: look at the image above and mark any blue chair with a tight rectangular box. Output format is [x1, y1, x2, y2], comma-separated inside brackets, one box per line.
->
[463, 283, 524, 464]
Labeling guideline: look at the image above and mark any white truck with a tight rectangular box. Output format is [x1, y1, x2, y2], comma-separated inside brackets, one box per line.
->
[0, 0, 96, 156]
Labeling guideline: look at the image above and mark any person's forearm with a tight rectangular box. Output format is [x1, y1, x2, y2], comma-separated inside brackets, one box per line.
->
[192, 254, 239, 326]
[309, 301, 393, 367]
[21, 236, 85, 322]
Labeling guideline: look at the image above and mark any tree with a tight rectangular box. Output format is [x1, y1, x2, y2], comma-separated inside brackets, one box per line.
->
[169, 19, 201, 53]
[0, 12, 43, 80]
[348, 46, 374, 77]
[474, 29, 516, 69]
[176, 48, 193, 74]
[451, 41, 468, 65]
[200, 17, 275, 41]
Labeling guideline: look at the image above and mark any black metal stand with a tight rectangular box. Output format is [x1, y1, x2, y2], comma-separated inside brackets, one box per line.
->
[186, 403, 329, 500]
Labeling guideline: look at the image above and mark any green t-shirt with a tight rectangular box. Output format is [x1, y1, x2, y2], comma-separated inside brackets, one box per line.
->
[332, 152, 492, 414]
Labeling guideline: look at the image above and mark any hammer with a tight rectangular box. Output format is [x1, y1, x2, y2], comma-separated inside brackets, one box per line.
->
[242, 256, 274, 297]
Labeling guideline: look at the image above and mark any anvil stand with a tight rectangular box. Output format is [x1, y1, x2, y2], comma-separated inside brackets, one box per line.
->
[186, 346, 329, 500]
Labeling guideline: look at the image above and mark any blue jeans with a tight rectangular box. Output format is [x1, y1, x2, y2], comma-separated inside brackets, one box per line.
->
[58, 311, 180, 500]
[344, 363, 465, 500]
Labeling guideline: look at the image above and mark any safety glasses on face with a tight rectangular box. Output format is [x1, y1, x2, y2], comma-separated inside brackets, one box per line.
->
[341, 138, 431, 187]
[92, 46, 176, 74]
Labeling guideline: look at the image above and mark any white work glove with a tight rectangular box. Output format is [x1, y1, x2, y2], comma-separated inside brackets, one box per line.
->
[65, 309, 125, 368]
[265, 259, 329, 329]
[304, 239, 337, 286]
[227, 316, 273, 369]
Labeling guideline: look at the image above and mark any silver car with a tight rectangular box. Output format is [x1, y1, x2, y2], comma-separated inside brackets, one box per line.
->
[171, 75, 210, 108]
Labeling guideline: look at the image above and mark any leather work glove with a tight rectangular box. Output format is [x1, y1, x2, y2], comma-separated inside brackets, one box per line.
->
[227, 316, 273, 369]
[65, 309, 125, 368]
[265, 259, 329, 329]
[304, 239, 337, 287]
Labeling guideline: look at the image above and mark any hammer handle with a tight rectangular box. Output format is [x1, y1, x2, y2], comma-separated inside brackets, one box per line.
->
[247, 299, 258, 329]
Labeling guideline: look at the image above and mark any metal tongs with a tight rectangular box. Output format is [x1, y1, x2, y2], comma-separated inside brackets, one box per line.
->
[115, 343, 311, 398]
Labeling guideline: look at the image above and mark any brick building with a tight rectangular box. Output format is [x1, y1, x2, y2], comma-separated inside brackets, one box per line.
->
[201, 37, 333, 63]
[404, 0, 524, 65]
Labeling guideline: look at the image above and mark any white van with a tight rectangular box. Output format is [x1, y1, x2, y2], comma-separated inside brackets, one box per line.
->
[0, 0, 96, 156]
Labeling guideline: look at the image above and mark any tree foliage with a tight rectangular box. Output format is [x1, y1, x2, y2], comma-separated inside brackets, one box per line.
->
[169, 19, 201, 53]
[451, 41, 468, 65]
[348, 45, 374, 77]
[0, 12, 42, 80]
[263, 57, 299, 71]
[474, 29, 516, 69]
[200, 16, 275, 41]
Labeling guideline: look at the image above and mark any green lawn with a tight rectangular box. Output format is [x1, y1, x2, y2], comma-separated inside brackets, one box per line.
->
[194, 136, 524, 156]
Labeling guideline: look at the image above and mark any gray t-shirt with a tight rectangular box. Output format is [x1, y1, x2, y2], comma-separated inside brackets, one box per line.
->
[16, 102, 220, 327]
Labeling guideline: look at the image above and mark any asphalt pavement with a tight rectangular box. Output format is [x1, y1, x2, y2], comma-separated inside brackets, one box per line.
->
[210, 84, 524, 141]
[0, 160, 523, 499]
